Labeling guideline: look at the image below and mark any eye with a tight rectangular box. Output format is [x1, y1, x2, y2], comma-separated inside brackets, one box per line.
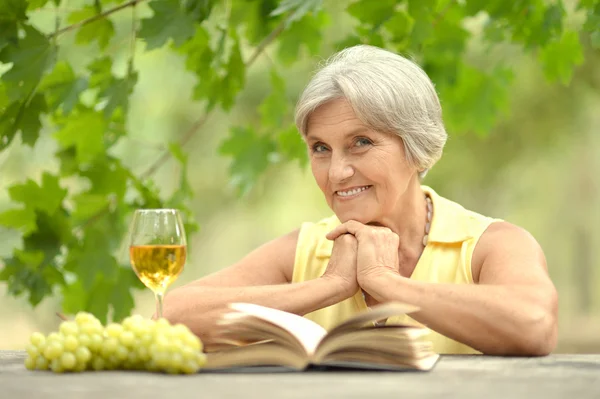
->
[355, 137, 373, 147]
[311, 143, 329, 153]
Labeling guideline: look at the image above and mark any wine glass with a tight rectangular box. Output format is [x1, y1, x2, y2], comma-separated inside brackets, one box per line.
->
[128, 209, 187, 319]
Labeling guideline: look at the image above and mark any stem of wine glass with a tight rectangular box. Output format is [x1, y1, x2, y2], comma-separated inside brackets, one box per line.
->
[155, 291, 164, 319]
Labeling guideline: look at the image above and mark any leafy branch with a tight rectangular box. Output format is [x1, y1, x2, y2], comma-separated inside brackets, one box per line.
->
[50, 0, 147, 38]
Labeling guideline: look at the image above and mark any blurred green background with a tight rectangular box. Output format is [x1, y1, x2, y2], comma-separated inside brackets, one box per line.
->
[1, 0, 599, 352]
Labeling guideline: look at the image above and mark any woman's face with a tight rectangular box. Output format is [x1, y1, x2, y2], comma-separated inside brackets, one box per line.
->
[305, 98, 419, 224]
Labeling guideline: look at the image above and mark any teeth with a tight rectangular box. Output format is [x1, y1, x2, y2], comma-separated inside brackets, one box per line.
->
[337, 186, 369, 197]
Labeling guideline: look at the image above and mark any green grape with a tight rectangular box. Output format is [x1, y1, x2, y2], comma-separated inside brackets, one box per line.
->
[119, 331, 135, 347]
[91, 357, 105, 371]
[64, 335, 79, 352]
[24, 356, 36, 370]
[182, 359, 199, 374]
[81, 321, 102, 336]
[103, 337, 119, 354]
[74, 362, 86, 372]
[60, 352, 77, 370]
[78, 334, 92, 348]
[90, 334, 103, 352]
[30, 332, 46, 347]
[44, 341, 64, 360]
[75, 346, 91, 363]
[35, 356, 49, 370]
[50, 359, 64, 373]
[59, 321, 79, 336]
[106, 323, 124, 338]
[26, 344, 39, 358]
[115, 345, 128, 361]
[169, 353, 184, 369]
[47, 332, 61, 342]
[75, 312, 96, 325]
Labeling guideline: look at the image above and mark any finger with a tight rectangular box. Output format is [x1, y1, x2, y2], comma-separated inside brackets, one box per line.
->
[326, 220, 365, 240]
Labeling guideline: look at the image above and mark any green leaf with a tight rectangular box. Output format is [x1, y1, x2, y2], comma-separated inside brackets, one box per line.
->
[81, 157, 129, 200]
[347, 0, 397, 27]
[220, 30, 245, 111]
[592, 30, 600, 49]
[0, 0, 27, 21]
[233, 0, 280, 45]
[270, 0, 323, 28]
[0, 208, 37, 235]
[0, 93, 47, 149]
[538, 30, 584, 85]
[259, 68, 288, 128]
[407, 0, 437, 49]
[110, 267, 143, 321]
[9, 172, 68, 215]
[219, 126, 277, 196]
[54, 109, 106, 163]
[86, 277, 112, 324]
[70, 193, 110, 224]
[277, 12, 329, 66]
[27, 0, 51, 11]
[277, 125, 307, 168]
[87, 56, 113, 92]
[139, 0, 196, 50]
[440, 64, 513, 136]
[39, 61, 88, 115]
[183, 0, 215, 23]
[383, 10, 415, 45]
[0, 25, 56, 101]
[68, 6, 115, 50]
[101, 71, 138, 118]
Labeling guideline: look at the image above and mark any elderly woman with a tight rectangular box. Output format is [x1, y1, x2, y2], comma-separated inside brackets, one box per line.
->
[163, 45, 558, 355]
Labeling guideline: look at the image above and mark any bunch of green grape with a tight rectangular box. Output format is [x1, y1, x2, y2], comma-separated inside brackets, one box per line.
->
[24, 312, 206, 374]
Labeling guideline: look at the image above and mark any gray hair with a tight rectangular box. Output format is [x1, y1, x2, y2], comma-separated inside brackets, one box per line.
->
[294, 45, 447, 179]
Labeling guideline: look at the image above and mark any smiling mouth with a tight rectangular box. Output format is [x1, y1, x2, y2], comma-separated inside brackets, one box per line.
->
[335, 185, 372, 198]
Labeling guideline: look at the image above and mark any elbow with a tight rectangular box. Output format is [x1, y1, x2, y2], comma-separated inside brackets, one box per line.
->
[510, 287, 559, 356]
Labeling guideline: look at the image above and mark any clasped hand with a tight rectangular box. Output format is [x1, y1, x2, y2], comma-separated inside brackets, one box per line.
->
[321, 220, 400, 299]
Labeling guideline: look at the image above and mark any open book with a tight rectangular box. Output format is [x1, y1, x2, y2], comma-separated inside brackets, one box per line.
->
[204, 302, 439, 371]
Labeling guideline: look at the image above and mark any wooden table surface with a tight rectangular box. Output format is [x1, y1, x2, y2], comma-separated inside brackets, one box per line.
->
[1, 350, 599, 399]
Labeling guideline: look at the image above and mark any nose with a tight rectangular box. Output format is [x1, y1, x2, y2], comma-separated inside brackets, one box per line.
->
[328, 153, 354, 183]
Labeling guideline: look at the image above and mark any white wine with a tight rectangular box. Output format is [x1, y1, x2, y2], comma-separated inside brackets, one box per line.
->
[129, 245, 186, 293]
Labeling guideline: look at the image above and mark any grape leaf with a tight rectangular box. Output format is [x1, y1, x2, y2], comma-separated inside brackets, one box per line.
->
[259, 68, 288, 128]
[440, 64, 513, 136]
[0, 93, 47, 149]
[277, 125, 307, 168]
[27, 0, 51, 10]
[70, 193, 110, 224]
[233, 0, 280, 45]
[0, 208, 37, 235]
[0, 0, 27, 21]
[270, 0, 323, 28]
[277, 12, 329, 66]
[68, 6, 116, 50]
[54, 110, 106, 163]
[182, 0, 215, 23]
[110, 267, 143, 321]
[0, 25, 56, 101]
[383, 10, 415, 45]
[219, 126, 277, 196]
[220, 30, 245, 111]
[101, 71, 138, 118]
[39, 61, 87, 115]
[538, 30, 584, 85]
[138, 0, 196, 50]
[347, 0, 397, 28]
[8, 172, 68, 215]
[80, 157, 130, 200]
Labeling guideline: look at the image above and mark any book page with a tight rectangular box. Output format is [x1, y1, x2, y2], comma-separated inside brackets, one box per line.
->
[327, 302, 419, 336]
[229, 303, 327, 355]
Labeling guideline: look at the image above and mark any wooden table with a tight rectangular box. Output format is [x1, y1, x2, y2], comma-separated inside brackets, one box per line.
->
[1, 350, 599, 398]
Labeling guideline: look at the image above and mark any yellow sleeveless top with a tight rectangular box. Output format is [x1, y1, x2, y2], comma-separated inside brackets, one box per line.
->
[292, 185, 501, 354]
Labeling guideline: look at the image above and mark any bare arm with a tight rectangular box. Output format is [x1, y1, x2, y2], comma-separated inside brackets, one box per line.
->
[362, 222, 558, 356]
[162, 230, 357, 342]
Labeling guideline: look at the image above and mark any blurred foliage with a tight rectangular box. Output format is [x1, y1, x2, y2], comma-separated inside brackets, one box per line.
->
[0, 0, 598, 323]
